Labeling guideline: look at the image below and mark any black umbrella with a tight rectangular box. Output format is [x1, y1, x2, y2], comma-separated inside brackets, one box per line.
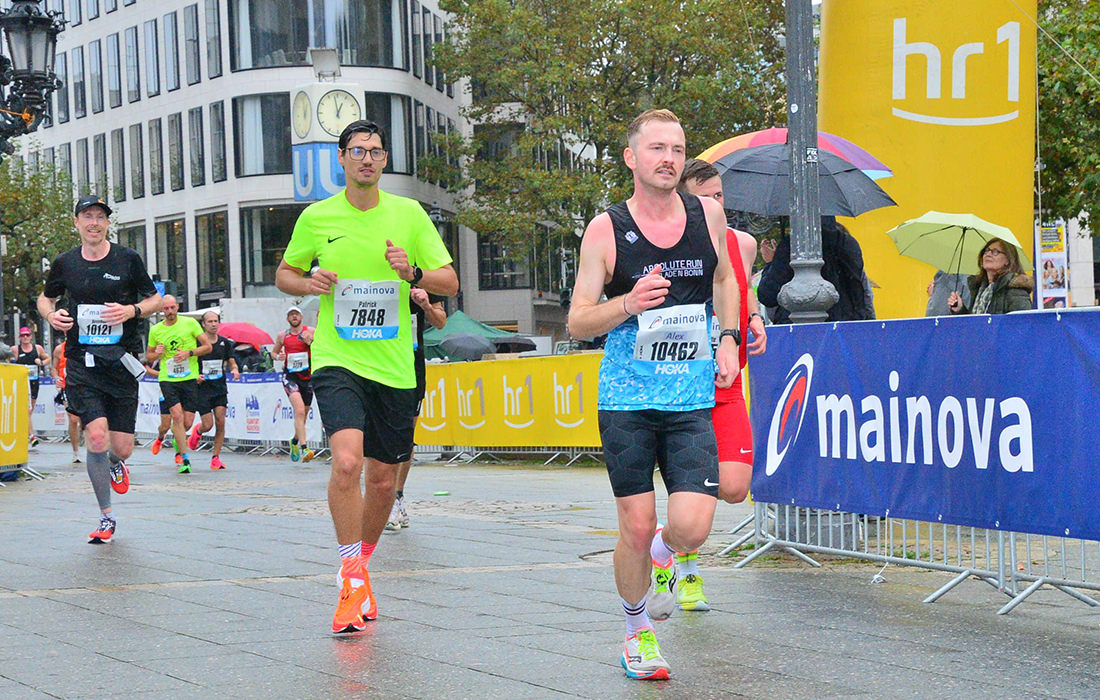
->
[440, 333, 495, 361]
[491, 336, 537, 354]
[714, 144, 896, 218]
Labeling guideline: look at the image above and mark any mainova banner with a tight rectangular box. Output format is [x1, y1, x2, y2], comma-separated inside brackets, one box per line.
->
[749, 311, 1100, 541]
[819, 0, 1038, 320]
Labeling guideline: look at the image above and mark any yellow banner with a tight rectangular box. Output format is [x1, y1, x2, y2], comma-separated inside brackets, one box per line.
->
[416, 354, 603, 447]
[820, 0, 1037, 319]
[0, 364, 30, 467]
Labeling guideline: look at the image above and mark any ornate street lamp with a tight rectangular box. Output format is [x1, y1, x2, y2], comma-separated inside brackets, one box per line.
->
[0, 0, 65, 157]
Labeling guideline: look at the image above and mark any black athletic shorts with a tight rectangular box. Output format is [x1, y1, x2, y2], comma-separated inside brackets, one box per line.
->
[196, 380, 228, 414]
[64, 361, 140, 433]
[311, 367, 419, 465]
[160, 379, 200, 413]
[28, 380, 39, 402]
[158, 395, 170, 416]
[281, 372, 314, 407]
[598, 408, 719, 498]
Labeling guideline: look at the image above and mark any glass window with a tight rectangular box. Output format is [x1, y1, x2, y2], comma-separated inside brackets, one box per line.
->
[229, 0, 405, 71]
[189, 107, 205, 187]
[117, 224, 145, 259]
[106, 33, 121, 107]
[196, 211, 229, 295]
[86, 0, 98, 20]
[209, 101, 226, 182]
[206, 0, 222, 78]
[88, 40, 103, 113]
[362, 92, 412, 174]
[421, 6, 432, 87]
[156, 219, 189, 309]
[54, 53, 69, 122]
[125, 26, 140, 102]
[413, 99, 426, 169]
[232, 93, 291, 176]
[164, 12, 180, 91]
[124, 0, 134, 6]
[478, 237, 530, 290]
[168, 112, 184, 191]
[129, 123, 144, 199]
[444, 23, 453, 98]
[69, 0, 81, 25]
[105, 0, 116, 12]
[75, 138, 89, 193]
[71, 47, 86, 118]
[144, 20, 160, 97]
[433, 14, 443, 92]
[148, 118, 164, 194]
[184, 3, 201, 85]
[43, 147, 55, 170]
[58, 143, 71, 180]
[410, 0, 421, 78]
[110, 128, 125, 202]
[93, 133, 107, 195]
[241, 204, 307, 296]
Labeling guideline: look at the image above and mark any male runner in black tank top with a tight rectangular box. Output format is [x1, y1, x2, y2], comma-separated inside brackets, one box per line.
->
[568, 110, 741, 680]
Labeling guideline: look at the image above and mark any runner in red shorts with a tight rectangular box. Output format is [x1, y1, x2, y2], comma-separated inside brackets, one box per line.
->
[675, 158, 768, 610]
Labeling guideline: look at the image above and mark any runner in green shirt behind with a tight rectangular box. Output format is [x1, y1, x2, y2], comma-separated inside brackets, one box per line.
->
[145, 295, 211, 474]
[276, 119, 458, 634]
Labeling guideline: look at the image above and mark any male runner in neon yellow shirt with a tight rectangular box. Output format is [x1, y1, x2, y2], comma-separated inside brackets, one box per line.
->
[146, 295, 211, 473]
[276, 119, 458, 634]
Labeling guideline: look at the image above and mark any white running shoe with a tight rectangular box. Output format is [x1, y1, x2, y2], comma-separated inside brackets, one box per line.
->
[384, 501, 402, 531]
[621, 627, 670, 680]
[397, 496, 410, 528]
[645, 560, 677, 621]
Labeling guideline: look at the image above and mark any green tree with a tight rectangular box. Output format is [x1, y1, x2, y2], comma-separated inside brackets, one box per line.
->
[0, 156, 77, 335]
[1037, 0, 1100, 225]
[431, 0, 786, 254]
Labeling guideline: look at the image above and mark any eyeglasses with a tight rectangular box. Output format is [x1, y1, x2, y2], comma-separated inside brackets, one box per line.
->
[984, 248, 1007, 257]
[344, 147, 388, 162]
[19, 333, 30, 337]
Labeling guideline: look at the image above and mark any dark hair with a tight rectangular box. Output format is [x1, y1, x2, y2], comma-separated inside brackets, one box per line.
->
[338, 119, 387, 150]
[678, 158, 720, 192]
[977, 237, 1024, 277]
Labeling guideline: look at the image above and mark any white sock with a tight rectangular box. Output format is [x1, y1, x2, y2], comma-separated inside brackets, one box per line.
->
[650, 529, 676, 568]
[621, 596, 651, 636]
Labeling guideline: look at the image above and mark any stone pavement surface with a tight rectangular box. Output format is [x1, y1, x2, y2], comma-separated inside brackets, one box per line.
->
[2, 442, 1100, 700]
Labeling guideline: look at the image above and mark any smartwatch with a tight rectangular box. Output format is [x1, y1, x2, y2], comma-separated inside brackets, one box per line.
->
[410, 266, 424, 284]
[719, 328, 742, 345]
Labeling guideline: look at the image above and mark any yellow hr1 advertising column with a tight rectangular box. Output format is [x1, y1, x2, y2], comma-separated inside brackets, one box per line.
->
[819, 0, 1037, 319]
[0, 364, 29, 468]
[416, 354, 602, 448]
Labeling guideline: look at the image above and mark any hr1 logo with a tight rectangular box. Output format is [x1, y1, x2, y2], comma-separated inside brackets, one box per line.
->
[553, 372, 584, 428]
[502, 374, 534, 429]
[419, 377, 447, 432]
[892, 17, 1020, 126]
[456, 377, 485, 430]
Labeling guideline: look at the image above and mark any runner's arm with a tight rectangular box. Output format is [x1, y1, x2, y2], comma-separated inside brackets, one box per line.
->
[37, 293, 73, 332]
[424, 300, 446, 330]
[227, 357, 240, 380]
[734, 229, 767, 354]
[706, 199, 740, 388]
[191, 329, 213, 357]
[275, 260, 337, 297]
[272, 331, 285, 360]
[567, 215, 624, 339]
[37, 344, 50, 372]
[51, 345, 62, 378]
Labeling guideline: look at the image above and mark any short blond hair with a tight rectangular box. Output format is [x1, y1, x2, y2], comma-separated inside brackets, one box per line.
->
[626, 109, 681, 148]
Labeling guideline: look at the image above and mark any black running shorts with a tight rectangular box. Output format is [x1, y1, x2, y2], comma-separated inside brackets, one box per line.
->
[598, 408, 720, 498]
[160, 379, 200, 413]
[195, 384, 228, 414]
[281, 372, 314, 407]
[64, 361, 140, 434]
[311, 367, 419, 465]
[29, 380, 39, 402]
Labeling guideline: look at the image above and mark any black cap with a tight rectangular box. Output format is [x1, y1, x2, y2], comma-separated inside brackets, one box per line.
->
[74, 194, 112, 217]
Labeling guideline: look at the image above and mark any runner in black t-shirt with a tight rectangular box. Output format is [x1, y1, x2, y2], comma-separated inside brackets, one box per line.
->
[385, 287, 446, 532]
[38, 194, 162, 544]
[187, 310, 240, 470]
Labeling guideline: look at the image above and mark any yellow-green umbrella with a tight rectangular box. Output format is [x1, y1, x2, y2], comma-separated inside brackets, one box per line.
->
[885, 211, 1033, 276]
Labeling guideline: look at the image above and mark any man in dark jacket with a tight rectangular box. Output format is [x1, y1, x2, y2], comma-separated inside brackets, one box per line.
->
[758, 217, 874, 323]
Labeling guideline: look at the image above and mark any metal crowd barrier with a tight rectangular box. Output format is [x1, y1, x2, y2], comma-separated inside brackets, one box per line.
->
[733, 502, 1100, 615]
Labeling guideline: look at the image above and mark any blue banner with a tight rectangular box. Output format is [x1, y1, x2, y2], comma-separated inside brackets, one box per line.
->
[293, 142, 346, 201]
[749, 310, 1100, 541]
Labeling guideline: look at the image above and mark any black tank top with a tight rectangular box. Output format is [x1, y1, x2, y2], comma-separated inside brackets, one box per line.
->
[16, 346, 40, 382]
[605, 192, 718, 305]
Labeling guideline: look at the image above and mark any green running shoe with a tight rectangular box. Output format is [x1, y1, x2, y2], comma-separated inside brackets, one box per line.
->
[676, 573, 710, 612]
[645, 561, 677, 621]
[290, 440, 301, 462]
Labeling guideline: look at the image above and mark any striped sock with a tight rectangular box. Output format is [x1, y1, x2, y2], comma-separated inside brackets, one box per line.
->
[676, 550, 700, 576]
[622, 596, 651, 636]
[338, 542, 360, 560]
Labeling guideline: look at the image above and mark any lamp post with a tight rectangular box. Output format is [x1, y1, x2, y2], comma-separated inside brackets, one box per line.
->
[428, 202, 461, 311]
[0, 0, 65, 158]
[777, 0, 837, 323]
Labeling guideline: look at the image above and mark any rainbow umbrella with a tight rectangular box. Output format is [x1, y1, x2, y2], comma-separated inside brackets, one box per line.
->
[698, 128, 893, 180]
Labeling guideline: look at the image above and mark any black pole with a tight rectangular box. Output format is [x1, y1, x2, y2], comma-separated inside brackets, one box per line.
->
[777, 0, 837, 323]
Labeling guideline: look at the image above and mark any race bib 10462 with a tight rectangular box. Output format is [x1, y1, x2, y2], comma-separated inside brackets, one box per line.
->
[633, 304, 711, 377]
[77, 304, 122, 345]
[333, 279, 401, 341]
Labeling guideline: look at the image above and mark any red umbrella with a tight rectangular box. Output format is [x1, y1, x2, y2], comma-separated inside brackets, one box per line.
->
[219, 322, 274, 350]
[698, 127, 893, 180]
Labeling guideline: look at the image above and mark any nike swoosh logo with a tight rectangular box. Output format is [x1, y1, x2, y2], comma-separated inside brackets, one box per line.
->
[327, 236, 346, 243]
[740, 448, 752, 454]
[703, 479, 719, 487]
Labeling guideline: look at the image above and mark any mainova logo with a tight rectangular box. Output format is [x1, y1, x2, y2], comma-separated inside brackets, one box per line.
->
[765, 355, 1036, 476]
[892, 17, 1021, 126]
[765, 354, 814, 476]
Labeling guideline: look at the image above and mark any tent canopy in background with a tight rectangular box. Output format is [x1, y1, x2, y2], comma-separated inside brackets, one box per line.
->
[423, 311, 517, 360]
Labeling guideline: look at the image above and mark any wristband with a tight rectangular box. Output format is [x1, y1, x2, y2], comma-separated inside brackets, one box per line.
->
[132, 304, 141, 320]
[622, 295, 633, 316]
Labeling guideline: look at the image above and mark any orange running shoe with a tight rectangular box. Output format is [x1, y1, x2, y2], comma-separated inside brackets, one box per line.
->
[188, 425, 202, 451]
[331, 557, 376, 633]
[174, 453, 183, 465]
[210, 455, 227, 470]
[151, 437, 163, 455]
[109, 459, 129, 494]
[88, 516, 116, 544]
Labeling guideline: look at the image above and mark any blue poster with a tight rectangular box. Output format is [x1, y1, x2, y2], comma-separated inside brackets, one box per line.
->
[749, 311, 1100, 541]
[293, 142, 346, 201]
